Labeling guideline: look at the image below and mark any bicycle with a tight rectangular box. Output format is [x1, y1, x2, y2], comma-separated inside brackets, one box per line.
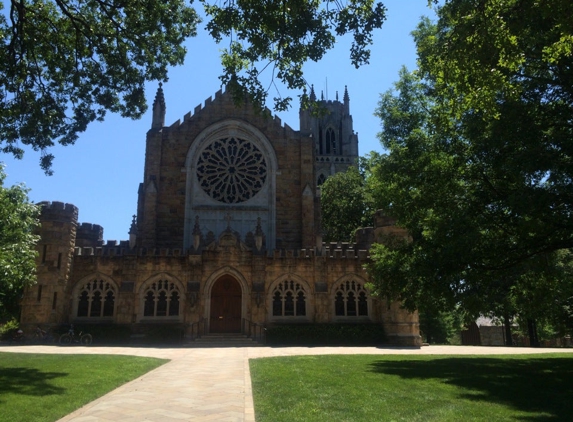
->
[9, 329, 26, 344]
[33, 326, 54, 344]
[59, 325, 92, 345]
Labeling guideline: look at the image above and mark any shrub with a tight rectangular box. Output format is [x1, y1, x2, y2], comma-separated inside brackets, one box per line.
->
[265, 323, 387, 345]
[0, 319, 20, 340]
[144, 324, 184, 344]
[55, 323, 132, 344]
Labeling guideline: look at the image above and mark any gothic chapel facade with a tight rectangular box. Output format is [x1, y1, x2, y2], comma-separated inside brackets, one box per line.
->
[20, 85, 420, 346]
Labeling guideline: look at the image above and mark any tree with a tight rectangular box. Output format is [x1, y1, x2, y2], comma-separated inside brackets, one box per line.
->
[320, 153, 381, 242]
[419, 307, 464, 345]
[367, 0, 573, 338]
[0, 0, 387, 173]
[0, 165, 40, 320]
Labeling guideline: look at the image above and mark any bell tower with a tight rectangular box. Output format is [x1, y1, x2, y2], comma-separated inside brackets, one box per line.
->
[300, 85, 359, 186]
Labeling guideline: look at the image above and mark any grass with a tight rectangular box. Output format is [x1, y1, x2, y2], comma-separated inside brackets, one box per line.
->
[250, 353, 573, 421]
[0, 352, 167, 422]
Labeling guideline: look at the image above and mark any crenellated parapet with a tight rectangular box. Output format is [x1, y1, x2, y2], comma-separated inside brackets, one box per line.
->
[37, 201, 78, 223]
[73, 243, 371, 260]
[174, 87, 294, 132]
[373, 210, 411, 242]
[76, 222, 104, 248]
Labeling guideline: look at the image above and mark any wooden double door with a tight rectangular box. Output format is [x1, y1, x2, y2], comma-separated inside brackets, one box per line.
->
[210, 276, 242, 333]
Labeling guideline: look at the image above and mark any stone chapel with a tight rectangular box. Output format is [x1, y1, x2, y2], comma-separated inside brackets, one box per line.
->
[19, 85, 421, 346]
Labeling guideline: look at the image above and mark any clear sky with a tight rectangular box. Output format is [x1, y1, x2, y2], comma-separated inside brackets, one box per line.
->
[2, 0, 436, 242]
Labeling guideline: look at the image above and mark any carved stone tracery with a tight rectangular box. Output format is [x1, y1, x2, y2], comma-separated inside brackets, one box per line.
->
[196, 137, 267, 203]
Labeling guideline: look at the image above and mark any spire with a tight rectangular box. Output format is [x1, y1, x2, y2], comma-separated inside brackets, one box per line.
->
[321, 90, 324, 101]
[129, 215, 137, 234]
[343, 85, 350, 113]
[336, 91, 339, 101]
[151, 83, 166, 129]
[129, 215, 137, 249]
[310, 84, 316, 102]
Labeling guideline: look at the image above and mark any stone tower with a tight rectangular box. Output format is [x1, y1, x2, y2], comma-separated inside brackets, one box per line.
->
[20, 202, 78, 325]
[300, 85, 359, 186]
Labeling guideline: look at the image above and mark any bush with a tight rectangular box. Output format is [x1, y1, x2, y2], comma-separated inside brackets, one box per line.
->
[266, 323, 387, 346]
[143, 324, 184, 344]
[0, 319, 20, 340]
[54, 323, 185, 344]
[55, 323, 133, 344]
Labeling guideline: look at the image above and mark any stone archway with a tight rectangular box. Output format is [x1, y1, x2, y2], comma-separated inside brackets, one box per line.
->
[209, 275, 242, 333]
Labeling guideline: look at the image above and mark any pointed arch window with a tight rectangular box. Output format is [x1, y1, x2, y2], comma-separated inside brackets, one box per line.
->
[325, 128, 336, 154]
[76, 279, 116, 318]
[317, 174, 326, 186]
[324, 127, 340, 155]
[272, 280, 306, 317]
[143, 280, 181, 317]
[334, 280, 369, 317]
[318, 125, 324, 155]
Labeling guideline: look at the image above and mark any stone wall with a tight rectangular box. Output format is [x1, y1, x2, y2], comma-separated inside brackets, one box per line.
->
[138, 89, 314, 250]
[20, 202, 77, 325]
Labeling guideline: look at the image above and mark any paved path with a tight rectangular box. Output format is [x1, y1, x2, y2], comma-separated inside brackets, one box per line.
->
[1, 344, 572, 421]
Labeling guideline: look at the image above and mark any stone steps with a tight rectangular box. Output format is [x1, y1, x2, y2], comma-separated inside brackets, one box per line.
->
[189, 333, 264, 348]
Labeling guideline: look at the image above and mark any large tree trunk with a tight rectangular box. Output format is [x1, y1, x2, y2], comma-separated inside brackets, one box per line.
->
[503, 313, 513, 346]
[527, 319, 539, 347]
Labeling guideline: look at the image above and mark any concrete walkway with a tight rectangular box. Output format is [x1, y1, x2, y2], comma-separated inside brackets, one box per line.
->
[1, 344, 572, 421]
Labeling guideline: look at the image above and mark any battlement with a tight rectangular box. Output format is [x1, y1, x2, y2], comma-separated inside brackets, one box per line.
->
[354, 227, 375, 250]
[76, 222, 104, 248]
[315, 156, 353, 163]
[73, 244, 370, 260]
[172, 86, 294, 132]
[374, 210, 397, 227]
[38, 201, 78, 222]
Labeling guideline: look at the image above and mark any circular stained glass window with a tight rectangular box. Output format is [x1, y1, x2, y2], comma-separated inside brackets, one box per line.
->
[196, 137, 267, 203]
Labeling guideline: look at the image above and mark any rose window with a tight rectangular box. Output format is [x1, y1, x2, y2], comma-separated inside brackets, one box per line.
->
[196, 137, 267, 203]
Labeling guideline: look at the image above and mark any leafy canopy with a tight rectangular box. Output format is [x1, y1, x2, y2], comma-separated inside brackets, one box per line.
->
[203, 0, 386, 110]
[319, 153, 382, 243]
[0, 165, 40, 319]
[0, 0, 387, 173]
[367, 0, 573, 334]
[1, 0, 200, 173]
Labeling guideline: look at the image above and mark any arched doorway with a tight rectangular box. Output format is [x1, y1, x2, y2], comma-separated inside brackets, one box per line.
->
[210, 275, 242, 333]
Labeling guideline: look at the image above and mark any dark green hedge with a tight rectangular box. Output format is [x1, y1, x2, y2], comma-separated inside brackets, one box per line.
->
[265, 323, 387, 346]
[56, 324, 132, 344]
[56, 323, 184, 344]
[141, 324, 185, 344]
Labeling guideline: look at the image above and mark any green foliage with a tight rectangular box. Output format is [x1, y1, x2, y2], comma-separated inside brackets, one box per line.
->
[251, 354, 573, 421]
[0, 166, 40, 320]
[203, 0, 387, 112]
[0, 318, 19, 340]
[0, 0, 387, 172]
[367, 1, 573, 336]
[265, 323, 387, 345]
[320, 153, 382, 242]
[419, 307, 464, 344]
[0, 352, 167, 422]
[0, 0, 200, 173]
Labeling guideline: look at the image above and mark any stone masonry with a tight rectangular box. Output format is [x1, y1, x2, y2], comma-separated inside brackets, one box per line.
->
[20, 86, 421, 347]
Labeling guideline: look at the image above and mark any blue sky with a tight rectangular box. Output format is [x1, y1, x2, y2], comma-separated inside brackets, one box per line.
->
[2, 0, 436, 242]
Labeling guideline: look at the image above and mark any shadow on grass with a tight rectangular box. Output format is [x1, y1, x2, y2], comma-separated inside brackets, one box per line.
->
[0, 367, 67, 402]
[369, 357, 573, 421]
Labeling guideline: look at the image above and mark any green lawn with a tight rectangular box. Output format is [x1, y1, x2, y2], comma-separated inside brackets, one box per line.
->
[0, 352, 167, 422]
[250, 353, 573, 421]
